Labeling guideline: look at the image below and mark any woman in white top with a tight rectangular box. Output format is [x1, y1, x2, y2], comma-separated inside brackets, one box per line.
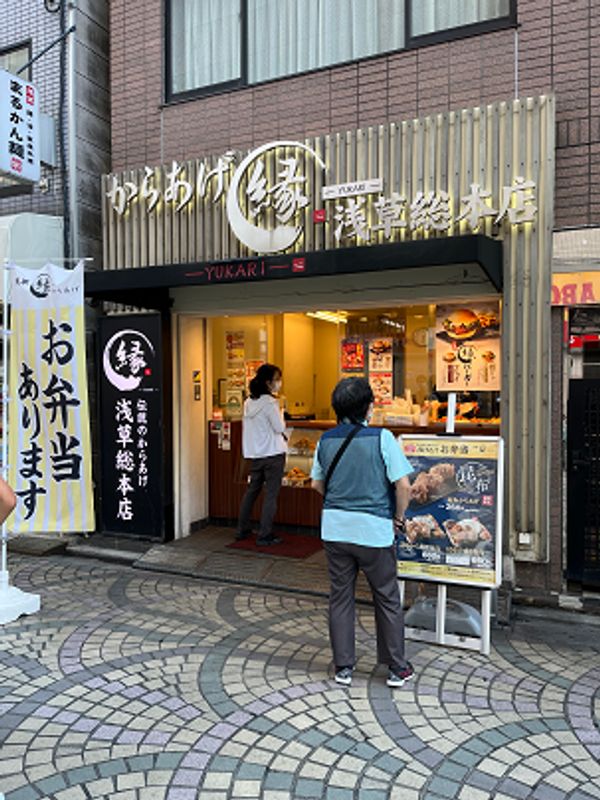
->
[237, 363, 287, 546]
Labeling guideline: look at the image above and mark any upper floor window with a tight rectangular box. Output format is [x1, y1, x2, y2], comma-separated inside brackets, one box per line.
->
[411, 0, 511, 38]
[166, 0, 514, 101]
[0, 41, 31, 79]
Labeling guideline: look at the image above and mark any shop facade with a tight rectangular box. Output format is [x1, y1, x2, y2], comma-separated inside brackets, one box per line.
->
[89, 95, 555, 597]
[551, 229, 600, 599]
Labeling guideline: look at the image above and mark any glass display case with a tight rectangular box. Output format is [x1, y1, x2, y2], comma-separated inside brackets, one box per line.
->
[282, 427, 321, 488]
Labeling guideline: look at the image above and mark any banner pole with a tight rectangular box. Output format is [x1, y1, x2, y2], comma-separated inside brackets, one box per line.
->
[0, 260, 40, 624]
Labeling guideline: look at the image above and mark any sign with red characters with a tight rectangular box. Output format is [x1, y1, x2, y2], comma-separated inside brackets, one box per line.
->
[0, 69, 40, 183]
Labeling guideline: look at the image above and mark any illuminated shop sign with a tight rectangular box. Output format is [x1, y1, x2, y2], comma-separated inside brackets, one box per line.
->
[105, 140, 537, 255]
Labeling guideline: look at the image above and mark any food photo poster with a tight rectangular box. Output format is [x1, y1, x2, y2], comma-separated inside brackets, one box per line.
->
[397, 436, 503, 587]
[435, 303, 501, 392]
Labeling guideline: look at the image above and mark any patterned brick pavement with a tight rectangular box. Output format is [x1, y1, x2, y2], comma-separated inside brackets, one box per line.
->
[1, 555, 599, 800]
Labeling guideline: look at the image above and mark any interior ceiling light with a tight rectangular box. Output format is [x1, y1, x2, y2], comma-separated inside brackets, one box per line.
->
[380, 316, 404, 330]
[306, 310, 348, 325]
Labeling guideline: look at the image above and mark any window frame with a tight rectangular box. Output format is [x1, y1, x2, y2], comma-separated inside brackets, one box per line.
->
[164, 0, 248, 103]
[163, 0, 517, 104]
[406, 0, 517, 48]
[0, 39, 33, 80]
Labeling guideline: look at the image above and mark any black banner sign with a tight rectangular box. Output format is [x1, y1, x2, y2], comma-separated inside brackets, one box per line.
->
[98, 314, 164, 538]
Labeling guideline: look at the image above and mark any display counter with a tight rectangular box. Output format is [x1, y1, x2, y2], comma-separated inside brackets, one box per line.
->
[208, 419, 500, 529]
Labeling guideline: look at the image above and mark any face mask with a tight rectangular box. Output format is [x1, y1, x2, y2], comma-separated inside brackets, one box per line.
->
[272, 380, 282, 394]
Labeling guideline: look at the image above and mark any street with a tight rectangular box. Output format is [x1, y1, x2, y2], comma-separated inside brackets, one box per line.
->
[1, 555, 599, 800]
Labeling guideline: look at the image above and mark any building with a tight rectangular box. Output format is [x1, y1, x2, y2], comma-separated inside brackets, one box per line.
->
[87, 0, 600, 609]
[0, 0, 110, 265]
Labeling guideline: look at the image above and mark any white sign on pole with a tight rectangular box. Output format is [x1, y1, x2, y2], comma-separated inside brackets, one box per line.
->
[0, 69, 40, 183]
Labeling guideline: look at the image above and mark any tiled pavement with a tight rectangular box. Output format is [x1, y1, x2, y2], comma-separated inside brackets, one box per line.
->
[1, 556, 600, 800]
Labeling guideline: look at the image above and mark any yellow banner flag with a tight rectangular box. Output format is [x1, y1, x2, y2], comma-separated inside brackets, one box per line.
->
[8, 262, 94, 532]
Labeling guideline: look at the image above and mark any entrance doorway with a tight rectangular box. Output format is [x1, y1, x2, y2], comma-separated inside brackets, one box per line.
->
[567, 377, 600, 590]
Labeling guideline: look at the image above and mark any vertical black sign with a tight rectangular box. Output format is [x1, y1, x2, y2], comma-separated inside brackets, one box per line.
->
[98, 314, 164, 538]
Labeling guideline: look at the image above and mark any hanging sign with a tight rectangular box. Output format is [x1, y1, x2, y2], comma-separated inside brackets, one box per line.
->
[0, 69, 40, 183]
[397, 435, 503, 588]
[435, 302, 501, 392]
[98, 314, 164, 538]
[8, 262, 94, 532]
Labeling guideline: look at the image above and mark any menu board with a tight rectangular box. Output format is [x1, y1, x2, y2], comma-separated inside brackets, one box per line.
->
[368, 338, 393, 371]
[371, 372, 393, 406]
[397, 435, 503, 588]
[435, 303, 501, 391]
[341, 338, 365, 372]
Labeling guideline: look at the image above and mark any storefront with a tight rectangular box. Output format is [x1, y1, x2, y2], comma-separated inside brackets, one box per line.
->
[87, 95, 554, 585]
[552, 229, 600, 592]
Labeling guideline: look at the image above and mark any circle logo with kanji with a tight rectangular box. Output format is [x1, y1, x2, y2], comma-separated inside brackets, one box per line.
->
[102, 329, 155, 392]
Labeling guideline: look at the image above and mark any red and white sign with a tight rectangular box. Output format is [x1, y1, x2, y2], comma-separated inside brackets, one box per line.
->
[0, 69, 40, 183]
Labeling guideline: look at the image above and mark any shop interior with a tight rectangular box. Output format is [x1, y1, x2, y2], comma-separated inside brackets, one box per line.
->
[206, 301, 501, 527]
[210, 303, 501, 426]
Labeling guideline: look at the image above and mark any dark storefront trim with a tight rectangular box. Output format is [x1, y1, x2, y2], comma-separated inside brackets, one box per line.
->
[85, 235, 503, 308]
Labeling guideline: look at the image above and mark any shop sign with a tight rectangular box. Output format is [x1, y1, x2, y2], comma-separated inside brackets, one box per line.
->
[98, 314, 165, 538]
[552, 272, 600, 306]
[397, 435, 503, 588]
[435, 302, 501, 392]
[0, 69, 40, 183]
[8, 262, 94, 532]
[322, 178, 383, 200]
[105, 140, 538, 255]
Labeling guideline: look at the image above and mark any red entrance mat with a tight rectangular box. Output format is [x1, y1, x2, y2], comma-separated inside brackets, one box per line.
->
[226, 533, 322, 559]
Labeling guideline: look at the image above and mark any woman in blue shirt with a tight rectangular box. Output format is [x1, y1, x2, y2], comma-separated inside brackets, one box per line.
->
[311, 377, 414, 688]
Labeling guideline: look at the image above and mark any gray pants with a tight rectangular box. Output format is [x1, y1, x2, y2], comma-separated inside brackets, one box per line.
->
[324, 540, 408, 672]
[238, 453, 285, 539]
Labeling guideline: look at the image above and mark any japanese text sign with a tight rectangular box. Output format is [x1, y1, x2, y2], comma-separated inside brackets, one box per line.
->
[8, 262, 94, 532]
[105, 142, 538, 256]
[0, 69, 40, 183]
[397, 435, 504, 588]
[98, 314, 165, 538]
[435, 302, 501, 392]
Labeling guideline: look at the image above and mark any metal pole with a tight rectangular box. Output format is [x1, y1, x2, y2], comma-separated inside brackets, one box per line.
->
[481, 589, 492, 656]
[15, 25, 76, 75]
[436, 583, 447, 646]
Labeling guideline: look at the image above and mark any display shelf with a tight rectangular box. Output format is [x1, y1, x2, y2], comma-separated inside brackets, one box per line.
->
[283, 428, 320, 488]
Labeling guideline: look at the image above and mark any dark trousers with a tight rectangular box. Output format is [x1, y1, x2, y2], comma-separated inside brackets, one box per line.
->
[324, 540, 408, 673]
[238, 453, 285, 539]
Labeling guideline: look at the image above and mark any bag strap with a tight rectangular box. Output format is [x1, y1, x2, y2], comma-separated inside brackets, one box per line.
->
[323, 424, 362, 495]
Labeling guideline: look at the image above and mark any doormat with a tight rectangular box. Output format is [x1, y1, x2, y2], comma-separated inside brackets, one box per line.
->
[227, 533, 322, 559]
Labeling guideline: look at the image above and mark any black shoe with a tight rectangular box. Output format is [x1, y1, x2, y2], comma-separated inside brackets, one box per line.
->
[235, 530, 253, 541]
[387, 662, 414, 688]
[256, 536, 282, 546]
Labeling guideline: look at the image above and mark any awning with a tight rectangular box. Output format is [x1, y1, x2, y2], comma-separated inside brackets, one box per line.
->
[84, 234, 503, 310]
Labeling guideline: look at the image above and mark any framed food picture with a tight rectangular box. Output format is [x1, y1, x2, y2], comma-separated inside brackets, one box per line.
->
[435, 303, 501, 391]
[396, 435, 504, 588]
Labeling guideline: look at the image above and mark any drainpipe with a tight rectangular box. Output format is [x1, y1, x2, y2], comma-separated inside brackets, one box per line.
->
[67, 0, 79, 259]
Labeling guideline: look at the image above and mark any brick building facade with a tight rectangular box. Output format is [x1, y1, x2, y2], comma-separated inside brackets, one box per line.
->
[0, 0, 110, 261]
[95, 0, 600, 607]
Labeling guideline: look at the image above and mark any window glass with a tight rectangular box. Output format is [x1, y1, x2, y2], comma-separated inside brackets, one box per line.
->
[169, 0, 241, 94]
[248, 0, 404, 84]
[411, 0, 511, 37]
[0, 43, 30, 77]
[210, 304, 501, 428]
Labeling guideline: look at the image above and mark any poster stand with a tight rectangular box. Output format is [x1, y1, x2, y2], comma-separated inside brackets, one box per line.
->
[398, 580, 492, 655]
[1, 260, 40, 624]
[397, 393, 497, 657]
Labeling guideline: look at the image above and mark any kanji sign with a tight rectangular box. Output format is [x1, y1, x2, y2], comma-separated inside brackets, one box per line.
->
[0, 69, 40, 183]
[8, 262, 94, 532]
[105, 137, 538, 255]
[98, 315, 165, 538]
[397, 435, 504, 588]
